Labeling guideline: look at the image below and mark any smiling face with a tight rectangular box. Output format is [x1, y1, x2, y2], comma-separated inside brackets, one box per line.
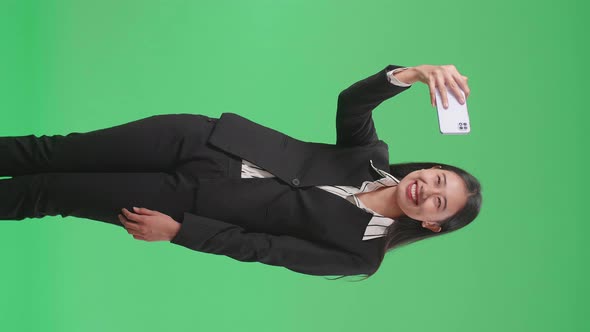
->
[395, 167, 470, 232]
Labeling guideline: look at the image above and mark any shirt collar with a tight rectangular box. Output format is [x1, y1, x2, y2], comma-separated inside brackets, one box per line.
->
[355, 160, 400, 218]
[355, 160, 400, 195]
[369, 159, 400, 184]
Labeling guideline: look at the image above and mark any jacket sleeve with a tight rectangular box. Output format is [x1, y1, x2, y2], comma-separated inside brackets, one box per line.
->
[336, 64, 413, 147]
[170, 212, 374, 277]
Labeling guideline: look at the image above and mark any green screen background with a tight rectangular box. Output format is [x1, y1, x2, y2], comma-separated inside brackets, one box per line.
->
[1, 0, 586, 331]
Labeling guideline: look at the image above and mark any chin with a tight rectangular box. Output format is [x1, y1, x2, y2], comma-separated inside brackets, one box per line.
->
[396, 194, 413, 218]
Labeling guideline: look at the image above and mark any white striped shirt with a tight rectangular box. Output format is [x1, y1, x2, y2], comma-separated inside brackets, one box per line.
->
[240, 68, 412, 240]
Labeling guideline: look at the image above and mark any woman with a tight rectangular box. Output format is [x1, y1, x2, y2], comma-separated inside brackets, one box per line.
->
[0, 63, 482, 279]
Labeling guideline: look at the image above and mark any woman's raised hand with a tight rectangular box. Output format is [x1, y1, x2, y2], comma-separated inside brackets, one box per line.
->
[412, 64, 470, 109]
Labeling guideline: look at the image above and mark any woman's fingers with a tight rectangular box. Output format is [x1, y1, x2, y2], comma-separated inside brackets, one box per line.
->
[121, 208, 147, 223]
[119, 209, 158, 241]
[118, 214, 146, 241]
[447, 66, 469, 100]
[133, 206, 159, 215]
[458, 75, 470, 99]
[445, 72, 465, 105]
[435, 72, 449, 109]
[428, 75, 437, 107]
[418, 64, 470, 108]
[119, 212, 141, 229]
[119, 206, 174, 242]
[441, 68, 470, 108]
[119, 214, 140, 230]
[121, 218, 148, 241]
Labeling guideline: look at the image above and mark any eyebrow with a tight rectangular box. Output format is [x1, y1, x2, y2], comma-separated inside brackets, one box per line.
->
[443, 173, 448, 210]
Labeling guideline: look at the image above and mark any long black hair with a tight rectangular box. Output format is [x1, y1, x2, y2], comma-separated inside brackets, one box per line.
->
[325, 162, 483, 281]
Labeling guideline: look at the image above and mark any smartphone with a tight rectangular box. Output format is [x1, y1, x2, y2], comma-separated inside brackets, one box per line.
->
[435, 86, 470, 135]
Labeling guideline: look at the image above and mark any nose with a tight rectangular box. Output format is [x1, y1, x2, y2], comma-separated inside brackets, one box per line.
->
[421, 183, 443, 201]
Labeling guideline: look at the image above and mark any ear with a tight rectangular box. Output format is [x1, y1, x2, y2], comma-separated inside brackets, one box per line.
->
[421, 221, 442, 233]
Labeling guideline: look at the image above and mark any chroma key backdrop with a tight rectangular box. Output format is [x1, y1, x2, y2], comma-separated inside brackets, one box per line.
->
[0, 1, 586, 331]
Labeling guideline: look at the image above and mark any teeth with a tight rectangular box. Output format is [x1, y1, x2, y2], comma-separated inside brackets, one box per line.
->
[411, 183, 417, 203]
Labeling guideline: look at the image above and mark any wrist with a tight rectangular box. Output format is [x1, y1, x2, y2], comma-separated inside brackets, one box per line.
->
[168, 221, 181, 241]
[393, 67, 420, 85]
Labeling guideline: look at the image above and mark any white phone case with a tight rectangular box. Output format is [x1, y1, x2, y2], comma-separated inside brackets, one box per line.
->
[435, 86, 470, 135]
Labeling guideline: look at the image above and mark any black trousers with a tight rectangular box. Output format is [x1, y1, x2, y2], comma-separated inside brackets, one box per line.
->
[0, 114, 235, 228]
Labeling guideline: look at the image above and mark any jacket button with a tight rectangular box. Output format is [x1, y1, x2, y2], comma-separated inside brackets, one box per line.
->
[291, 178, 300, 186]
[207, 118, 213, 122]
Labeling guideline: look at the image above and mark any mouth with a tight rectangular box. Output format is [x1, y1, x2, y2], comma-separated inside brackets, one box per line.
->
[406, 180, 418, 205]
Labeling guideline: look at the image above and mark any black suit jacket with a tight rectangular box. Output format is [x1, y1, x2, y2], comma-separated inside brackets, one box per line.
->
[170, 64, 412, 276]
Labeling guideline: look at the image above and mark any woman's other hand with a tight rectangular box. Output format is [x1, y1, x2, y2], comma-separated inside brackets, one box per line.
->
[394, 64, 470, 109]
[118, 207, 181, 242]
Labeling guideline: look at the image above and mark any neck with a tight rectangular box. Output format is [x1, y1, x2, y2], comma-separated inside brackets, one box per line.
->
[357, 186, 405, 219]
